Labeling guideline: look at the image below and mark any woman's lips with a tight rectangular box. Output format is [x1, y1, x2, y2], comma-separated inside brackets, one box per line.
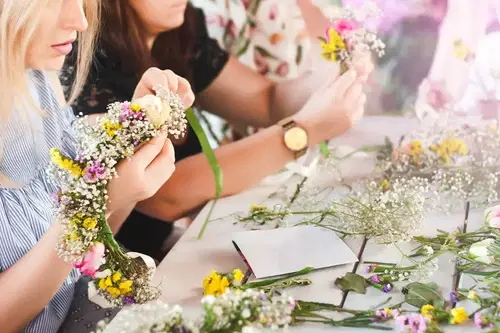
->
[52, 41, 74, 56]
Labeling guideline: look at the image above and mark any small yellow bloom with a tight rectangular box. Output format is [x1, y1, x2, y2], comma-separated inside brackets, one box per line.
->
[380, 179, 390, 192]
[320, 27, 346, 63]
[102, 120, 123, 137]
[450, 307, 468, 324]
[453, 38, 473, 61]
[233, 269, 244, 282]
[70, 232, 79, 241]
[130, 104, 142, 112]
[106, 287, 121, 298]
[203, 270, 222, 296]
[467, 290, 478, 300]
[421, 304, 435, 319]
[219, 277, 230, 295]
[104, 276, 113, 287]
[112, 271, 122, 283]
[119, 280, 133, 293]
[82, 218, 97, 230]
[98, 279, 107, 290]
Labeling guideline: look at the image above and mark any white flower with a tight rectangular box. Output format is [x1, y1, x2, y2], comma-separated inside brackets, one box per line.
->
[241, 308, 251, 319]
[94, 269, 112, 279]
[469, 239, 495, 264]
[133, 94, 171, 126]
[485, 205, 500, 228]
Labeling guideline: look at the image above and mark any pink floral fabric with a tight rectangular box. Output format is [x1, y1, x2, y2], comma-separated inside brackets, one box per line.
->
[191, 0, 311, 81]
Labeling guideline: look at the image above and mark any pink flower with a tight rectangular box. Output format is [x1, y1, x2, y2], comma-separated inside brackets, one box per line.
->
[74, 242, 106, 278]
[275, 62, 289, 77]
[485, 205, 500, 228]
[474, 313, 485, 329]
[425, 80, 451, 111]
[396, 314, 428, 333]
[333, 19, 359, 35]
[269, 3, 278, 20]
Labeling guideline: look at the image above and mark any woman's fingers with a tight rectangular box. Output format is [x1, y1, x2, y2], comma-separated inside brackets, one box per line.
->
[145, 138, 176, 183]
[133, 132, 168, 169]
[176, 75, 195, 108]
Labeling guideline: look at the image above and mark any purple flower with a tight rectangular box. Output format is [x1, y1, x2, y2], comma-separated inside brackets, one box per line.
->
[369, 275, 382, 283]
[51, 191, 61, 204]
[450, 291, 458, 304]
[396, 314, 428, 333]
[375, 309, 389, 319]
[365, 264, 378, 273]
[83, 161, 108, 183]
[382, 283, 393, 293]
[123, 296, 135, 305]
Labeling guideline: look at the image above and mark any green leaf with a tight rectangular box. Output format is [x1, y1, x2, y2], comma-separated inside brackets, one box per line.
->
[320, 141, 331, 158]
[335, 273, 367, 294]
[186, 108, 223, 240]
[318, 36, 327, 44]
[402, 282, 445, 309]
[242, 266, 313, 290]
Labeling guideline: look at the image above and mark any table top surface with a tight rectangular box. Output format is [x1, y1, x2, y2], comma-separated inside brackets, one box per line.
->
[151, 116, 485, 332]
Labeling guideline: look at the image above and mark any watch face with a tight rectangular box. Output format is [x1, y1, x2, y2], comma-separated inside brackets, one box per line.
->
[284, 127, 308, 151]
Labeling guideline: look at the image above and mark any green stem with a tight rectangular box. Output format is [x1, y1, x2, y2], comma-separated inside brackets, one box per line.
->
[242, 267, 313, 289]
[197, 199, 218, 240]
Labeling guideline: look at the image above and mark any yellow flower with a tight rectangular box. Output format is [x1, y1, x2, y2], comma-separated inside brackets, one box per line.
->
[421, 304, 435, 319]
[250, 204, 267, 213]
[119, 280, 133, 293]
[112, 271, 122, 283]
[104, 276, 113, 287]
[130, 104, 142, 112]
[50, 148, 84, 177]
[453, 38, 472, 61]
[380, 179, 390, 192]
[102, 120, 122, 137]
[82, 218, 97, 230]
[203, 270, 223, 296]
[204, 275, 221, 296]
[219, 277, 230, 295]
[450, 307, 468, 324]
[467, 290, 478, 300]
[98, 279, 107, 290]
[106, 287, 121, 298]
[320, 27, 346, 62]
[70, 231, 79, 241]
[233, 269, 244, 283]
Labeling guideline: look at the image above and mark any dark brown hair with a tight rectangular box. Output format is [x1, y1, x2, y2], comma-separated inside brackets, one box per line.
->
[100, 0, 199, 85]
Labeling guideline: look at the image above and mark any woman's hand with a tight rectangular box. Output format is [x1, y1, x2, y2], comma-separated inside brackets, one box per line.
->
[294, 69, 366, 146]
[133, 67, 195, 108]
[106, 132, 176, 215]
[106, 67, 196, 215]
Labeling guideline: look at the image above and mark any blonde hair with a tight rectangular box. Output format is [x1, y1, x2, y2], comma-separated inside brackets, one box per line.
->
[0, 0, 99, 185]
[0, 0, 100, 118]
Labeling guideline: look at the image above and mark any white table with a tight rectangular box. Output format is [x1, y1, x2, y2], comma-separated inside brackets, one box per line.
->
[152, 116, 483, 332]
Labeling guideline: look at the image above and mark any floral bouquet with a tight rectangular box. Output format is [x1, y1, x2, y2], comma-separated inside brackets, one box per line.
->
[48, 86, 187, 307]
[318, 1, 385, 156]
[378, 120, 500, 209]
[95, 289, 295, 333]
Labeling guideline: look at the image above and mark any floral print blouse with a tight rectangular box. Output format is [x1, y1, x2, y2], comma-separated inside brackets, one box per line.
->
[191, 0, 311, 81]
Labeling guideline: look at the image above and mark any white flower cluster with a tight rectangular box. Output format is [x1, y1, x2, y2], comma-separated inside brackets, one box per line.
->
[383, 120, 500, 211]
[324, 177, 431, 244]
[95, 289, 295, 333]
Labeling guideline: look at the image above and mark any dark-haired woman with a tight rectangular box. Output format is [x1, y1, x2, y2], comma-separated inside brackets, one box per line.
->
[63, 0, 373, 261]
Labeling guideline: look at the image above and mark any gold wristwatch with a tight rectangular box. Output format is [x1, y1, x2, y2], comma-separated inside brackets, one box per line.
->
[278, 117, 308, 159]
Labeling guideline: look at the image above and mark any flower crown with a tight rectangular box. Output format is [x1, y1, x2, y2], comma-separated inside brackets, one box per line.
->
[48, 86, 186, 307]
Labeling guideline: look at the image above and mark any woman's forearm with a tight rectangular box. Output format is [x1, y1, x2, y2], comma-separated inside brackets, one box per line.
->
[136, 124, 313, 221]
[0, 224, 73, 332]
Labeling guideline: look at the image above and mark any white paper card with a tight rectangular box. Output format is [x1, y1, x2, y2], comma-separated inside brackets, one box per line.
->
[231, 226, 358, 278]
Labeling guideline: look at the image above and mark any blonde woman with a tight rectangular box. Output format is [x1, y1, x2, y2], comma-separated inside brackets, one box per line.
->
[0, 1, 194, 332]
